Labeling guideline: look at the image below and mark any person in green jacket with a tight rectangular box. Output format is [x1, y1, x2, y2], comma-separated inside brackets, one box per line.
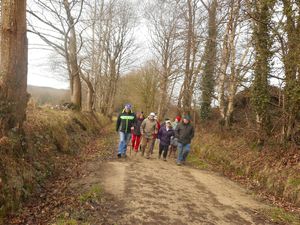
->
[116, 104, 136, 158]
[175, 115, 194, 165]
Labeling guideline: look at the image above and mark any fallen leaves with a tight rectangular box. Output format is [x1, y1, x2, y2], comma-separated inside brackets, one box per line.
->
[5, 125, 117, 225]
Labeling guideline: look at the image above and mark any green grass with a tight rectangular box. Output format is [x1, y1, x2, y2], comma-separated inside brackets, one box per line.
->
[187, 154, 209, 170]
[55, 218, 79, 225]
[263, 207, 300, 225]
[78, 185, 102, 203]
[288, 178, 300, 187]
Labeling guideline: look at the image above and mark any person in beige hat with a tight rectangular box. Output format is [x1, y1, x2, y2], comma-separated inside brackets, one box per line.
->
[140, 112, 158, 159]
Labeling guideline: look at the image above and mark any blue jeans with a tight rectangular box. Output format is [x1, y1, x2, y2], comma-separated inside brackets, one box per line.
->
[177, 143, 191, 163]
[118, 132, 131, 155]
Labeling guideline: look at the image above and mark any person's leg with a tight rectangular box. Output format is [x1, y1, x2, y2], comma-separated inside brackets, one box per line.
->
[182, 144, 191, 162]
[141, 137, 147, 156]
[146, 138, 153, 158]
[123, 132, 131, 156]
[135, 135, 141, 152]
[158, 143, 163, 159]
[150, 138, 156, 154]
[177, 143, 184, 164]
[168, 145, 173, 157]
[131, 134, 136, 149]
[163, 145, 169, 160]
[118, 132, 125, 157]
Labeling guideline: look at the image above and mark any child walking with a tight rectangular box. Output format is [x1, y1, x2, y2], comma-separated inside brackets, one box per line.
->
[131, 112, 144, 153]
[158, 120, 175, 161]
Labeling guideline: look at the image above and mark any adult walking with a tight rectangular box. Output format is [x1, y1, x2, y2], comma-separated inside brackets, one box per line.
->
[175, 115, 194, 165]
[169, 116, 181, 158]
[149, 114, 160, 155]
[158, 120, 175, 161]
[131, 112, 144, 154]
[140, 112, 158, 159]
[116, 104, 136, 158]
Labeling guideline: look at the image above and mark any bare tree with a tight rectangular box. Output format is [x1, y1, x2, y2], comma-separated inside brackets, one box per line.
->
[145, 0, 182, 120]
[0, 0, 28, 137]
[89, 0, 137, 117]
[28, 0, 84, 109]
[217, 0, 253, 127]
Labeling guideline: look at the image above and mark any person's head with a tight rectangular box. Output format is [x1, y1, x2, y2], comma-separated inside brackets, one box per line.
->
[149, 112, 155, 120]
[124, 103, 132, 113]
[166, 120, 172, 128]
[183, 115, 191, 124]
[175, 116, 181, 122]
[139, 112, 144, 119]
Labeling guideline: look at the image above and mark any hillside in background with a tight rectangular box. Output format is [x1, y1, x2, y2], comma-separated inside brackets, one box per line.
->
[28, 85, 70, 106]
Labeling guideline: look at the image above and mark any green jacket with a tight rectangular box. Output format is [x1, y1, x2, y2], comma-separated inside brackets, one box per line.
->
[116, 110, 136, 133]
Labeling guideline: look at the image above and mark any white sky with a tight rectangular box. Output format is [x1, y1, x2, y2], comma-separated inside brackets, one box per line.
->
[27, 3, 152, 90]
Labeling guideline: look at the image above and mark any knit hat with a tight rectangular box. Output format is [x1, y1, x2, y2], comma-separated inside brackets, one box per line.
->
[175, 116, 181, 121]
[124, 103, 132, 109]
[183, 115, 191, 121]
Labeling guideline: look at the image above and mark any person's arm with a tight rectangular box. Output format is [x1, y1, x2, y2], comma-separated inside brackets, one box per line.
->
[190, 126, 195, 139]
[171, 130, 175, 139]
[158, 127, 162, 140]
[154, 122, 159, 135]
[175, 124, 180, 138]
[116, 114, 121, 132]
[140, 120, 145, 135]
[131, 114, 136, 131]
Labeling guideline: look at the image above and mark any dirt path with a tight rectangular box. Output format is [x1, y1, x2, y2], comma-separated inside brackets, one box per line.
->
[6, 125, 279, 225]
[95, 155, 277, 225]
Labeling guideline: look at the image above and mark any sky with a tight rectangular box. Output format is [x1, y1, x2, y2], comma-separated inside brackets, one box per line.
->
[27, 2, 151, 90]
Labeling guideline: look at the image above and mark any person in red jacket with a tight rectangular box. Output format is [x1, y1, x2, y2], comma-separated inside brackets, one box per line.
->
[131, 112, 144, 153]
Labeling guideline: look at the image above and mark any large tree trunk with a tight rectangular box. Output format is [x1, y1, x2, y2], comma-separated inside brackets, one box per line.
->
[63, 0, 82, 110]
[281, 0, 300, 143]
[0, 0, 28, 138]
[200, 0, 218, 120]
[251, 1, 275, 144]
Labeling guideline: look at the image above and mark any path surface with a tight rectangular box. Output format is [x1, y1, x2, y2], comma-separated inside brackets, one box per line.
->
[93, 154, 275, 225]
[6, 126, 279, 225]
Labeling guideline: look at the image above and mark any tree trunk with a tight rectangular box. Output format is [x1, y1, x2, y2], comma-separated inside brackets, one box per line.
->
[158, 75, 168, 120]
[281, 0, 300, 143]
[251, 0, 275, 144]
[63, 0, 82, 110]
[200, 0, 218, 120]
[0, 0, 28, 137]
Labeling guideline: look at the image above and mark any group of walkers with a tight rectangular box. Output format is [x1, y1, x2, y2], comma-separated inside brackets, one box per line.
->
[116, 104, 194, 165]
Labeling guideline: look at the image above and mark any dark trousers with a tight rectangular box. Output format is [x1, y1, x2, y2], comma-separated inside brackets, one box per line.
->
[159, 144, 169, 158]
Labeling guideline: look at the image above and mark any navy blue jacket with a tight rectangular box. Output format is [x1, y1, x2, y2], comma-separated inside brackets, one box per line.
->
[158, 126, 175, 146]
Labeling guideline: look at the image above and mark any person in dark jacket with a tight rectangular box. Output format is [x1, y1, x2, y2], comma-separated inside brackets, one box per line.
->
[175, 115, 194, 165]
[158, 120, 175, 161]
[116, 104, 136, 158]
[131, 112, 144, 153]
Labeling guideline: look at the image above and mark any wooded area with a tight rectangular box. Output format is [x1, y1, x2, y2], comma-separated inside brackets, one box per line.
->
[0, 1, 300, 223]
[0, 0, 299, 143]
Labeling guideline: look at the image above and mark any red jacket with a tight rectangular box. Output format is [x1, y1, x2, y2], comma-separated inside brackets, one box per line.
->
[153, 121, 160, 139]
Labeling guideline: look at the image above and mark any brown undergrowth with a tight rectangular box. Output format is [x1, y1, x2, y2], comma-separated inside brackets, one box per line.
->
[0, 107, 110, 223]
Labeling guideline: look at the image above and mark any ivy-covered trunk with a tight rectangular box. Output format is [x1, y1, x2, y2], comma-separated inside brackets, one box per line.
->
[0, 0, 28, 138]
[251, 0, 275, 145]
[281, 0, 300, 143]
[200, 0, 217, 120]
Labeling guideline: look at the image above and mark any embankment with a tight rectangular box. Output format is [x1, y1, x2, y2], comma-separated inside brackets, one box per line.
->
[0, 107, 109, 221]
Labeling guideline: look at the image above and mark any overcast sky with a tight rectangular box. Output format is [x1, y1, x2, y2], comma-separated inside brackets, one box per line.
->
[27, 2, 151, 90]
